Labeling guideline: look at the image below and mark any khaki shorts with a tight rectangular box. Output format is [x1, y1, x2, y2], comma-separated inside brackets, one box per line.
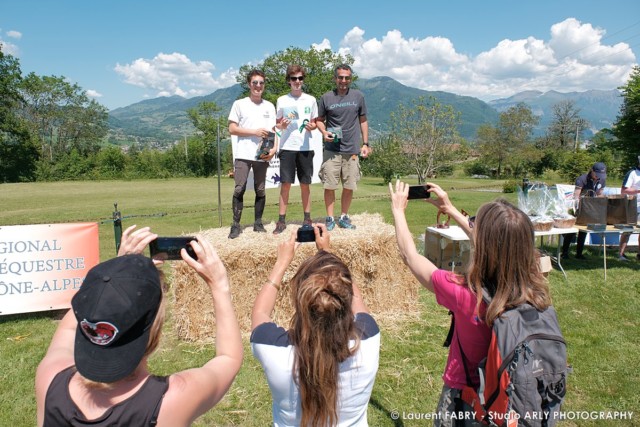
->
[319, 152, 361, 190]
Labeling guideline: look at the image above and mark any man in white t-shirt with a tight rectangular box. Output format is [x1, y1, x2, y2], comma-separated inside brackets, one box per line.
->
[272, 65, 318, 234]
[228, 69, 276, 239]
[618, 155, 640, 261]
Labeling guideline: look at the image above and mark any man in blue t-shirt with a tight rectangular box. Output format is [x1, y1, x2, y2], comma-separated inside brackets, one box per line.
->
[316, 64, 372, 231]
[561, 162, 607, 259]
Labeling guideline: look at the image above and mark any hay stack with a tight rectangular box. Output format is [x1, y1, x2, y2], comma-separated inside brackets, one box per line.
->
[171, 213, 421, 343]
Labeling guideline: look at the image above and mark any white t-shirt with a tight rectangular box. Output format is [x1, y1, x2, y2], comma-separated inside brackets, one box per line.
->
[250, 313, 380, 427]
[228, 97, 276, 161]
[622, 167, 640, 209]
[276, 93, 318, 151]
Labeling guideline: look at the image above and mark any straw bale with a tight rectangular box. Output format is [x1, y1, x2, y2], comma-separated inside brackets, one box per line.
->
[171, 213, 421, 343]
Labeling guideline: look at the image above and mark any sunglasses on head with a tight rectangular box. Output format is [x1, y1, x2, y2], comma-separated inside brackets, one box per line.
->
[251, 80, 265, 86]
[288, 76, 304, 81]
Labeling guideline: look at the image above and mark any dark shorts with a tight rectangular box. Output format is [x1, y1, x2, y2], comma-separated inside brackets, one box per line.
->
[279, 150, 315, 184]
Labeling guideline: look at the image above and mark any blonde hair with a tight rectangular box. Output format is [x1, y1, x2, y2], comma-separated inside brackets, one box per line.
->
[466, 199, 551, 327]
[289, 251, 360, 427]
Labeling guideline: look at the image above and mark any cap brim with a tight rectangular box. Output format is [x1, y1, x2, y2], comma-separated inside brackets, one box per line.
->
[74, 322, 150, 383]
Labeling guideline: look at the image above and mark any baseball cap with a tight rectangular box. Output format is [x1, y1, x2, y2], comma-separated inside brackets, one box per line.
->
[72, 254, 162, 383]
[591, 162, 607, 181]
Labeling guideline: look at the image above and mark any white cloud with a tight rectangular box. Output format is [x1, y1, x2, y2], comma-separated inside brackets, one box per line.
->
[113, 18, 636, 103]
[327, 19, 636, 100]
[0, 29, 22, 56]
[114, 52, 237, 98]
[86, 89, 102, 99]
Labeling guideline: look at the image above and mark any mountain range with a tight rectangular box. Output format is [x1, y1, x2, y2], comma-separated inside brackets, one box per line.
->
[108, 76, 622, 146]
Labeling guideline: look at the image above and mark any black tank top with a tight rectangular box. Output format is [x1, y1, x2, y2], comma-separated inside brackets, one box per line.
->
[44, 366, 169, 427]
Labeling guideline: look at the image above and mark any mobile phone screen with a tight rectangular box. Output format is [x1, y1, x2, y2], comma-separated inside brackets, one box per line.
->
[149, 237, 197, 261]
[407, 185, 431, 200]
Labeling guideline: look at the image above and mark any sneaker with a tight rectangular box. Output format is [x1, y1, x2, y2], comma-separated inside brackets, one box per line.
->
[228, 223, 242, 239]
[325, 216, 336, 231]
[561, 252, 570, 260]
[618, 254, 629, 262]
[303, 218, 313, 227]
[253, 221, 266, 233]
[636, 253, 640, 261]
[273, 221, 287, 235]
[338, 215, 356, 230]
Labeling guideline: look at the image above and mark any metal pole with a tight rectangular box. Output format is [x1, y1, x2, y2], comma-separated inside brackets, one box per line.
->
[113, 202, 122, 255]
[216, 117, 223, 227]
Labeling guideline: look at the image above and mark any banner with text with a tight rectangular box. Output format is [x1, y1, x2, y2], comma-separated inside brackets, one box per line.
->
[232, 130, 323, 190]
[0, 223, 99, 315]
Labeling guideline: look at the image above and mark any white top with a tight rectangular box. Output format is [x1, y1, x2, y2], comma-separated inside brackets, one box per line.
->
[427, 225, 579, 241]
[228, 97, 276, 161]
[276, 93, 318, 151]
[250, 313, 380, 427]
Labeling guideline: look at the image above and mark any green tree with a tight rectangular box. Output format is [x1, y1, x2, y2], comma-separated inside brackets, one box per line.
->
[477, 103, 539, 177]
[95, 146, 127, 178]
[546, 100, 589, 151]
[187, 101, 227, 176]
[613, 65, 640, 169]
[20, 73, 108, 161]
[0, 47, 39, 182]
[361, 134, 411, 184]
[389, 96, 461, 183]
[236, 47, 354, 104]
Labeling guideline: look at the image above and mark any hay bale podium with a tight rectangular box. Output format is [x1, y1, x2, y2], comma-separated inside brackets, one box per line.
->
[171, 213, 421, 342]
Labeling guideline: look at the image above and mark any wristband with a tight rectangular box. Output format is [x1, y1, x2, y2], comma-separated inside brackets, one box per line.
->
[363, 142, 369, 147]
[266, 278, 281, 291]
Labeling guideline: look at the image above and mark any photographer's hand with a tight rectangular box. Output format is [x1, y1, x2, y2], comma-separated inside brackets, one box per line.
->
[117, 225, 158, 258]
[314, 223, 330, 252]
[389, 179, 409, 213]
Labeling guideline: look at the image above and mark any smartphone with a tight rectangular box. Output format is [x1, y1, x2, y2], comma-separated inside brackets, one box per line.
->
[297, 225, 319, 243]
[407, 185, 431, 200]
[149, 237, 197, 261]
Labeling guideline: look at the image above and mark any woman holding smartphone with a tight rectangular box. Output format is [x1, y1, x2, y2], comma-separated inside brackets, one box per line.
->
[250, 223, 380, 426]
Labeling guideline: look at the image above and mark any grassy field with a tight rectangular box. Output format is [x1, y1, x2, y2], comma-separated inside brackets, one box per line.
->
[1, 176, 639, 426]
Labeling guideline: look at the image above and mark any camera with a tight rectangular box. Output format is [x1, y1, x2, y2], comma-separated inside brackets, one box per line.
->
[407, 185, 431, 200]
[297, 225, 319, 243]
[149, 237, 198, 261]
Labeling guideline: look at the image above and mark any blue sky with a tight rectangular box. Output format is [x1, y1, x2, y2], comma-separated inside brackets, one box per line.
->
[2, 0, 639, 110]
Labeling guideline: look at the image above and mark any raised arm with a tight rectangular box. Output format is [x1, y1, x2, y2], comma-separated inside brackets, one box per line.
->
[389, 180, 438, 292]
[251, 231, 298, 330]
[160, 236, 243, 425]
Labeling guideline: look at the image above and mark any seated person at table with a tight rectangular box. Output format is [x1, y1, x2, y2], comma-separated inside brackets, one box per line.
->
[562, 162, 607, 259]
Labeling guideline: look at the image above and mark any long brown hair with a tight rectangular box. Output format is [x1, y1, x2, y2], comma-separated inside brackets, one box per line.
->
[466, 199, 551, 327]
[289, 251, 360, 427]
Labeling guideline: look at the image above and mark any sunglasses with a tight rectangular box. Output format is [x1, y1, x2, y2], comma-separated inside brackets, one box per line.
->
[336, 76, 352, 81]
[251, 80, 265, 86]
[288, 76, 304, 81]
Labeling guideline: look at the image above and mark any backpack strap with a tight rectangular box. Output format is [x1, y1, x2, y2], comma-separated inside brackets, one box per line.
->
[443, 310, 455, 348]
